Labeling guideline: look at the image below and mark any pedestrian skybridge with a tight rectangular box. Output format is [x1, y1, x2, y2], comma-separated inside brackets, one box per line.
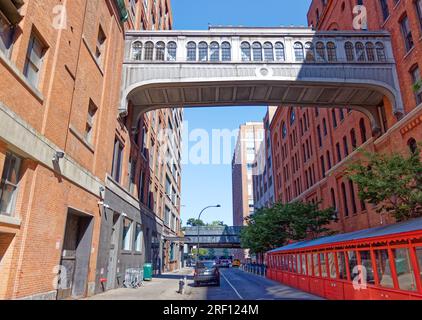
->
[183, 226, 242, 249]
[120, 27, 403, 134]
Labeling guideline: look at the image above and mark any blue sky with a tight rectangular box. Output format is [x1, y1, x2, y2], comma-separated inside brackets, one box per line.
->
[174, 0, 311, 226]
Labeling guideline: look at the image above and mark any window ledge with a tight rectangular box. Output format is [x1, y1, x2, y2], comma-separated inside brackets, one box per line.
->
[69, 125, 95, 154]
[82, 36, 104, 76]
[0, 214, 21, 227]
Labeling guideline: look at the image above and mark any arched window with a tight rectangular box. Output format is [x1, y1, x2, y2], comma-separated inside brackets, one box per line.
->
[275, 42, 285, 61]
[316, 42, 326, 62]
[252, 42, 263, 61]
[290, 109, 296, 125]
[167, 42, 177, 61]
[331, 188, 337, 218]
[345, 42, 354, 61]
[144, 41, 154, 60]
[305, 42, 315, 62]
[222, 42, 231, 61]
[365, 42, 375, 61]
[198, 42, 208, 61]
[349, 180, 357, 214]
[264, 42, 274, 61]
[187, 41, 196, 61]
[327, 42, 337, 62]
[375, 42, 386, 61]
[132, 41, 142, 60]
[294, 42, 304, 61]
[359, 118, 367, 143]
[341, 182, 349, 217]
[210, 42, 220, 62]
[241, 42, 251, 61]
[282, 122, 287, 139]
[407, 138, 418, 154]
[355, 42, 366, 62]
[350, 128, 357, 149]
[155, 41, 165, 61]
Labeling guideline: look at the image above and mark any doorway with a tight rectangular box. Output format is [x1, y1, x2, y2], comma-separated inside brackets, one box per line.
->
[57, 209, 94, 300]
[106, 213, 120, 290]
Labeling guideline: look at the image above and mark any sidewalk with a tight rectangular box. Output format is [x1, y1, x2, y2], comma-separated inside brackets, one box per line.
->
[86, 268, 196, 300]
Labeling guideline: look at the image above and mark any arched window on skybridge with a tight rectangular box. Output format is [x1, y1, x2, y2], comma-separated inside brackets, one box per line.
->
[198, 41, 208, 61]
[375, 42, 386, 62]
[327, 42, 337, 62]
[355, 42, 366, 62]
[187, 41, 197, 61]
[365, 42, 375, 62]
[264, 42, 274, 61]
[155, 41, 165, 61]
[294, 42, 304, 62]
[305, 42, 315, 62]
[345, 41, 354, 61]
[316, 42, 326, 62]
[241, 42, 251, 61]
[252, 42, 263, 61]
[167, 41, 177, 61]
[275, 42, 285, 61]
[222, 42, 231, 61]
[132, 41, 142, 61]
[210, 42, 220, 62]
[144, 41, 154, 60]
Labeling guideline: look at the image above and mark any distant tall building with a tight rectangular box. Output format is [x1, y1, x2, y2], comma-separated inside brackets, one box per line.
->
[253, 107, 277, 210]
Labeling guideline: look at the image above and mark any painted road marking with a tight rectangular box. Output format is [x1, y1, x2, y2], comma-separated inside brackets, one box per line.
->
[220, 271, 244, 300]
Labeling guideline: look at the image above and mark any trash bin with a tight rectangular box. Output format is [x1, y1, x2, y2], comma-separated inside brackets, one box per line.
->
[143, 263, 153, 281]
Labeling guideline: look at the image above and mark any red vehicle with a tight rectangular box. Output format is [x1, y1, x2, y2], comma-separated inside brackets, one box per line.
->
[266, 218, 422, 300]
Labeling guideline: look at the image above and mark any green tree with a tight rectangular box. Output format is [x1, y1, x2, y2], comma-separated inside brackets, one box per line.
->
[191, 248, 208, 257]
[347, 148, 422, 222]
[187, 218, 205, 227]
[210, 221, 226, 226]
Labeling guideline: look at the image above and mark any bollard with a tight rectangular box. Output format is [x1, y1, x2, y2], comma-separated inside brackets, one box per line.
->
[178, 277, 185, 294]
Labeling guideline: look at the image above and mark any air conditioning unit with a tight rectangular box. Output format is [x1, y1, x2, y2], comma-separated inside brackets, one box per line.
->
[0, 0, 24, 25]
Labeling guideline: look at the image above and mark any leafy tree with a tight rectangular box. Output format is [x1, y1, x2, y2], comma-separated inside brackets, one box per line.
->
[347, 148, 422, 222]
[191, 248, 208, 257]
[186, 218, 205, 227]
[210, 221, 226, 226]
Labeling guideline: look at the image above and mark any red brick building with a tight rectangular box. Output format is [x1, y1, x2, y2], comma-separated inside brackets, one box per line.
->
[271, 0, 422, 233]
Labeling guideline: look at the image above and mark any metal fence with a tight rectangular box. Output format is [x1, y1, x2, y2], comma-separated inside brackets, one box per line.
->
[241, 263, 267, 277]
[123, 268, 144, 288]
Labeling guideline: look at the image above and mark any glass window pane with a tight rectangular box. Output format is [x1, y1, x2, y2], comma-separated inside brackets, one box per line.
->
[416, 247, 422, 284]
[135, 224, 143, 252]
[392, 248, 417, 291]
[313, 253, 320, 276]
[374, 249, 394, 288]
[359, 251, 376, 285]
[297, 255, 301, 274]
[307, 254, 313, 276]
[122, 218, 132, 251]
[328, 252, 337, 279]
[302, 255, 307, 275]
[348, 251, 359, 280]
[337, 252, 348, 280]
[320, 253, 328, 277]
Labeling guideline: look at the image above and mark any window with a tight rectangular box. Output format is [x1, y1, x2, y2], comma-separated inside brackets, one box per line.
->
[316, 42, 326, 62]
[252, 42, 263, 61]
[359, 118, 367, 143]
[345, 42, 354, 61]
[366, 42, 375, 61]
[323, 118, 327, 136]
[128, 158, 136, 194]
[415, 247, 422, 284]
[164, 206, 171, 226]
[313, 253, 320, 276]
[85, 100, 97, 143]
[392, 248, 417, 291]
[294, 42, 304, 61]
[241, 42, 251, 61]
[263, 42, 274, 61]
[0, 14, 15, 57]
[132, 41, 142, 60]
[400, 15, 414, 52]
[343, 136, 349, 157]
[337, 252, 348, 280]
[327, 42, 337, 61]
[112, 138, 123, 182]
[198, 42, 208, 61]
[359, 251, 376, 284]
[379, 0, 390, 21]
[411, 65, 422, 104]
[416, 0, 422, 31]
[320, 253, 328, 277]
[332, 110, 337, 128]
[290, 109, 296, 125]
[348, 251, 358, 280]
[210, 42, 219, 62]
[187, 41, 196, 61]
[134, 224, 143, 252]
[275, 42, 285, 61]
[0, 153, 22, 216]
[328, 253, 337, 279]
[155, 41, 165, 60]
[355, 42, 365, 62]
[341, 182, 349, 217]
[305, 42, 315, 62]
[336, 143, 341, 163]
[167, 42, 177, 61]
[95, 26, 106, 66]
[307, 254, 313, 276]
[138, 170, 145, 203]
[144, 41, 154, 60]
[375, 42, 386, 62]
[222, 42, 231, 61]
[408, 138, 418, 154]
[24, 32, 46, 87]
[374, 249, 394, 288]
[122, 218, 133, 251]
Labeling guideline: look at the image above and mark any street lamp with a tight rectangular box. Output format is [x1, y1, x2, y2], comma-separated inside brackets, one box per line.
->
[196, 205, 221, 263]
